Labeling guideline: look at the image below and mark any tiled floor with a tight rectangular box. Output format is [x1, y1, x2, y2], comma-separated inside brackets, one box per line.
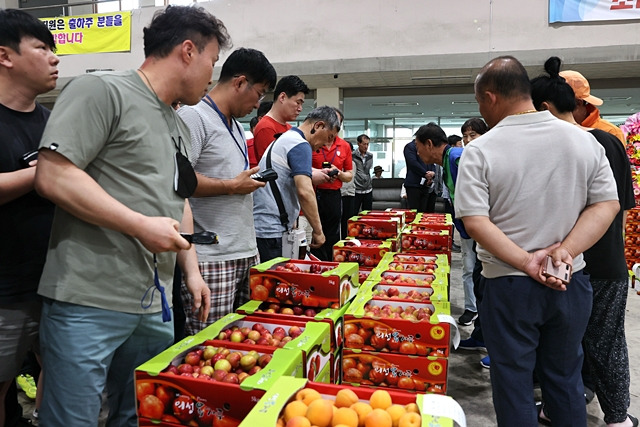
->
[17, 247, 640, 426]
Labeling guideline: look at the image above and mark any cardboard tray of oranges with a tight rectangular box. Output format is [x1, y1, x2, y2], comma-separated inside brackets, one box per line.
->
[239, 376, 467, 427]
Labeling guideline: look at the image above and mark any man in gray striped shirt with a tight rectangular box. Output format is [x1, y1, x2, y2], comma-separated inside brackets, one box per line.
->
[178, 48, 276, 333]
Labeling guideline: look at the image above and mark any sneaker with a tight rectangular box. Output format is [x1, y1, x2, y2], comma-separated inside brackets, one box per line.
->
[451, 243, 461, 253]
[457, 310, 478, 326]
[16, 374, 37, 400]
[458, 337, 486, 351]
[480, 355, 490, 369]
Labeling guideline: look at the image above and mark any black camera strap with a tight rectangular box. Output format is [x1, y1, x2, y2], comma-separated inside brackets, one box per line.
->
[265, 139, 289, 231]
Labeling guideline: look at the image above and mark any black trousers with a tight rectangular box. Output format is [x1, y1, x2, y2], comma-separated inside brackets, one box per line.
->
[354, 191, 373, 213]
[406, 186, 436, 213]
[312, 189, 342, 261]
[341, 195, 355, 239]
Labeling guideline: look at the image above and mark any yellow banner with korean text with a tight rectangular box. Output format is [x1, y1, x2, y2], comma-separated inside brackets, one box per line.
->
[39, 11, 131, 55]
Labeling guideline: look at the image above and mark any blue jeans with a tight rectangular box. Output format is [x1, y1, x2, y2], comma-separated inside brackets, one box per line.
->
[39, 299, 173, 427]
[481, 272, 591, 427]
[460, 237, 477, 312]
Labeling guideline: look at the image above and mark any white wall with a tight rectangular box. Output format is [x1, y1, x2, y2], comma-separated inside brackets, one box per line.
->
[55, 0, 640, 82]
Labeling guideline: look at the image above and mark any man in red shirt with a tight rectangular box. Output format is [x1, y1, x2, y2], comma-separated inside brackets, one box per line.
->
[253, 75, 309, 161]
[311, 109, 353, 260]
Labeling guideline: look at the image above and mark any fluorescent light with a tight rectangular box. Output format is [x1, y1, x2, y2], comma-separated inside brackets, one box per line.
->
[411, 75, 469, 81]
[382, 112, 424, 117]
[451, 101, 477, 105]
[370, 102, 419, 107]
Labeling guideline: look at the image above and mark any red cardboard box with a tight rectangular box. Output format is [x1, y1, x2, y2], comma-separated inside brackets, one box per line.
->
[347, 216, 401, 239]
[366, 281, 449, 303]
[358, 209, 406, 225]
[193, 313, 332, 381]
[236, 300, 348, 351]
[135, 334, 303, 426]
[344, 296, 451, 357]
[400, 227, 451, 252]
[386, 208, 417, 223]
[333, 239, 392, 267]
[342, 349, 448, 394]
[249, 257, 359, 308]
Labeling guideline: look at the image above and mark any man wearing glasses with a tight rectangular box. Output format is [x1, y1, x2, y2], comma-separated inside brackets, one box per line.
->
[178, 48, 276, 333]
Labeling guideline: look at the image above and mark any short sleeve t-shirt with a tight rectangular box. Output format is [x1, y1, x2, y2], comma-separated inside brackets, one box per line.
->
[312, 137, 353, 191]
[0, 103, 54, 302]
[253, 128, 312, 238]
[38, 70, 187, 313]
[253, 115, 291, 162]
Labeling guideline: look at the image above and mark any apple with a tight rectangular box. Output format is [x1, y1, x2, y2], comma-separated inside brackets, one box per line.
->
[281, 307, 294, 315]
[202, 345, 216, 361]
[252, 323, 266, 333]
[177, 363, 193, 374]
[226, 352, 242, 369]
[304, 308, 317, 317]
[288, 326, 303, 339]
[184, 351, 201, 366]
[258, 354, 272, 368]
[199, 365, 214, 377]
[240, 354, 257, 370]
[164, 365, 179, 375]
[229, 330, 244, 343]
[248, 365, 262, 375]
[237, 372, 250, 384]
[214, 359, 232, 372]
[212, 369, 228, 382]
[292, 306, 304, 315]
[247, 330, 261, 342]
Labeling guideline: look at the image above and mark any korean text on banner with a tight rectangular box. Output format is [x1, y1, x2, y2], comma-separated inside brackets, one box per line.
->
[550, 0, 640, 23]
[39, 11, 131, 55]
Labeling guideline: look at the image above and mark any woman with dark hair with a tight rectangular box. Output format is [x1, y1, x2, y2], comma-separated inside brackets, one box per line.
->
[531, 56, 637, 427]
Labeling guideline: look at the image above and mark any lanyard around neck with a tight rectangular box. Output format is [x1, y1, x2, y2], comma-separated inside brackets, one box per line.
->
[204, 95, 249, 170]
[322, 142, 338, 165]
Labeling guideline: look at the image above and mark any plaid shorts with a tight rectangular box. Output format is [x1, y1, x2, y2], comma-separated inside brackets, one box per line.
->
[181, 254, 258, 336]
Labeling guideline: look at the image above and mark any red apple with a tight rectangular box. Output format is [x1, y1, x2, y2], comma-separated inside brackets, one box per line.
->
[288, 326, 303, 339]
[173, 395, 196, 423]
[139, 394, 164, 420]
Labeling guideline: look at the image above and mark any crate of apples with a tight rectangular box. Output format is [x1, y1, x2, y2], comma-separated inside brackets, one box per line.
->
[347, 216, 401, 239]
[135, 336, 303, 427]
[194, 313, 333, 381]
[385, 208, 417, 223]
[236, 300, 349, 350]
[342, 350, 448, 394]
[249, 257, 359, 308]
[358, 209, 407, 226]
[400, 228, 451, 252]
[344, 296, 452, 357]
[333, 238, 392, 267]
[369, 283, 448, 303]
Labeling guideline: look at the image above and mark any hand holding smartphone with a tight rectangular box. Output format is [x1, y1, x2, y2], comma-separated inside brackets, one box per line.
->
[541, 255, 572, 285]
[250, 168, 278, 182]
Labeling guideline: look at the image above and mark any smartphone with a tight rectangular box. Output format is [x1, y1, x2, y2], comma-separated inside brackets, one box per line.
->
[541, 256, 572, 284]
[327, 169, 339, 177]
[250, 168, 278, 182]
[21, 150, 38, 167]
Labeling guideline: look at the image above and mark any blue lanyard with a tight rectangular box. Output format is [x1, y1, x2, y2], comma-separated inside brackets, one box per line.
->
[204, 96, 249, 170]
[321, 142, 338, 165]
[141, 254, 172, 323]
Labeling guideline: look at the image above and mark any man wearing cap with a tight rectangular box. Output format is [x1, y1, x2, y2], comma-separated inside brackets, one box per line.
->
[560, 70, 625, 144]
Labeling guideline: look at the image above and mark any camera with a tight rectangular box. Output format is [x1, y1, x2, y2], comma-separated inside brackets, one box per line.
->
[250, 168, 278, 182]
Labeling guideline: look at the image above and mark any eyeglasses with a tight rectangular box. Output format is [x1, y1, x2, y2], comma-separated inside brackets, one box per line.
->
[249, 83, 266, 102]
[233, 75, 266, 102]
